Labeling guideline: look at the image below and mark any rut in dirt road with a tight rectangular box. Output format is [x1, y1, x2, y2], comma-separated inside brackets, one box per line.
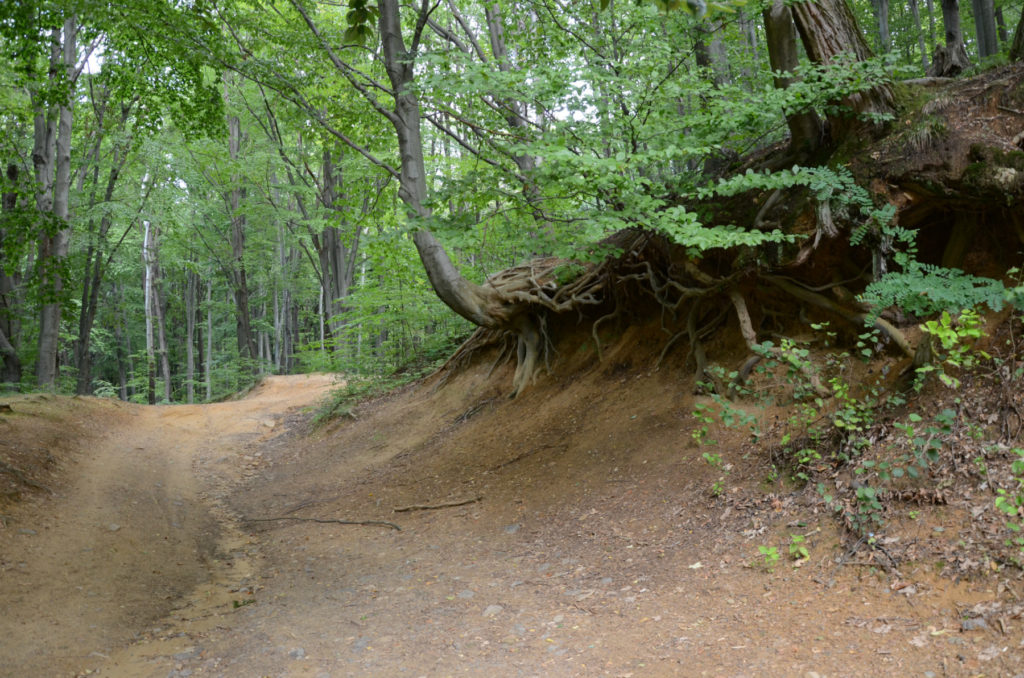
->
[0, 375, 337, 678]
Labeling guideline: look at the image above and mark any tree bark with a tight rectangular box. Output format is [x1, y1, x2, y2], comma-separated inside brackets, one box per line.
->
[908, 0, 929, 72]
[0, 163, 23, 386]
[871, 0, 892, 52]
[205, 280, 213, 400]
[34, 17, 78, 388]
[762, 0, 825, 158]
[929, 0, 972, 75]
[378, 0, 505, 330]
[185, 269, 198, 403]
[143, 220, 157, 405]
[1011, 9, 1024, 61]
[484, 3, 554, 251]
[227, 111, 258, 365]
[316, 147, 359, 346]
[994, 7, 1008, 44]
[970, 0, 998, 58]
[153, 250, 172, 402]
[790, 0, 895, 138]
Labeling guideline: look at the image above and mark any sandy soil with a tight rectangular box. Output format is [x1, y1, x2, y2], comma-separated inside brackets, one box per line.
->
[2, 356, 1023, 678]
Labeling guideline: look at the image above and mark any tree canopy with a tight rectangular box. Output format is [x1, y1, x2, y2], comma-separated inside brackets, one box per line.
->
[1, 0, 1023, 401]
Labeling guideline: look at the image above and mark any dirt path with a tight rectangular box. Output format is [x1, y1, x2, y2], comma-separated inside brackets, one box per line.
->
[3, 370, 1024, 678]
[0, 375, 336, 678]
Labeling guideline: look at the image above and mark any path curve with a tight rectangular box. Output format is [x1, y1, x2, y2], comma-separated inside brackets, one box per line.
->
[0, 374, 337, 678]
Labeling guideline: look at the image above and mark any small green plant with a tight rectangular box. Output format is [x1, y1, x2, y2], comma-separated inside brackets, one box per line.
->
[701, 451, 727, 497]
[788, 534, 809, 561]
[917, 309, 990, 389]
[995, 448, 1024, 559]
[853, 485, 885, 534]
[758, 545, 780, 572]
[691, 402, 717, 446]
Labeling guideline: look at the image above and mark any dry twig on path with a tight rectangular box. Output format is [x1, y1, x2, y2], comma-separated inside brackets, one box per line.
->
[243, 515, 401, 530]
[392, 496, 482, 512]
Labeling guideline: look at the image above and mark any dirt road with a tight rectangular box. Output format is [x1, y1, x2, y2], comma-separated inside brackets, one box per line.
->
[2, 369, 1023, 677]
[0, 375, 336, 678]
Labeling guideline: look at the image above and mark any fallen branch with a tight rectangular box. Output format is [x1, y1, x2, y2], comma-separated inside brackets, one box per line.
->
[243, 515, 401, 530]
[393, 495, 482, 512]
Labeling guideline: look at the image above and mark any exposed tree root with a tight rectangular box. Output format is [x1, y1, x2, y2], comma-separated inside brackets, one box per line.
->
[437, 221, 926, 398]
[762, 275, 914, 358]
[728, 289, 831, 398]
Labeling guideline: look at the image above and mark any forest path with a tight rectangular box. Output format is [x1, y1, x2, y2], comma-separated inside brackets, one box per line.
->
[3, 368, 1024, 677]
[0, 374, 337, 678]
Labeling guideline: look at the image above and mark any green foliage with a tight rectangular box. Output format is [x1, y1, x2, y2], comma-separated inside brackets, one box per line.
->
[916, 309, 990, 389]
[757, 544, 780, 572]
[788, 533, 809, 561]
[863, 265, 1006, 318]
[995, 449, 1024, 560]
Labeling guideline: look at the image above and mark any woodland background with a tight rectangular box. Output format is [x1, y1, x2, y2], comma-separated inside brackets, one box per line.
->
[2, 0, 1023, 404]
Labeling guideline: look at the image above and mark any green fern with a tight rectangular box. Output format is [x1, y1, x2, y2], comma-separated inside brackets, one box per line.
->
[862, 265, 1006, 316]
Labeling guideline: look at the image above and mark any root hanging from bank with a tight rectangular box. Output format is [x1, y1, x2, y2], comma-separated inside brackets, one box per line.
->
[436, 227, 923, 398]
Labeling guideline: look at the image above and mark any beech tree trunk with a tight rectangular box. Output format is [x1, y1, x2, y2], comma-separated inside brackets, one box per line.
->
[34, 17, 78, 388]
[1011, 10, 1024, 61]
[484, 4, 554, 250]
[871, 0, 892, 52]
[929, 0, 972, 75]
[205, 280, 213, 400]
[790, 0, 895, 138]
[762, 0, 825, 158]
[226, 111, 258, 365]
[185, 269, 198, 403]
[908, 0, 929, 71]
[315, 147, 359, 346]
[378, 0, 504, 330]
[143, 220, 157, 405]
[153, 256, 172, 403]
[970, 0, 998, 58]
[0, 164, 23, 386]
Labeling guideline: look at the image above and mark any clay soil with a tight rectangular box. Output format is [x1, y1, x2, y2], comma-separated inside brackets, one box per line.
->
[2, 326, 1024, 678]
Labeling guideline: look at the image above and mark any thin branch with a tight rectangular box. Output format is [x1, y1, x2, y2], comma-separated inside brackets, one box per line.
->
[444, 0, 488, 60]
[286, 0, 400, 125]
[393, 495, 482, 512]
[244, 515, 401, 530]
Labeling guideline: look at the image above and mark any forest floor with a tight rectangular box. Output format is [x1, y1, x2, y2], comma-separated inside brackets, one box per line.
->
[3, 323, 1024, 677]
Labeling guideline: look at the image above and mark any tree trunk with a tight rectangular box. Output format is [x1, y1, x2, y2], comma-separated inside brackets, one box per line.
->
[34, 17, 78, 389]
[790, 0, 895, 138]
[205, 280, 213, 400]
[0, 164, 24, 386]
[378, 0, 504, 330]
[929, 0, 972, 75]
[762, 0, 825, 158]
[970, 0, 998, 58]
[116, 284, 131, 400]
[316, 147, 358, 345]
[994, 7, 1007, 44]
[185, 269, 197, 403]
[143, 220, 157, 405]
[227, 112, 258, 365]
[908, 0, 929, 72]
[153, 254, 172, 403]
[1011, 9, 1024, 61]
[484, 4, 554, 251]
[871, 0, 892, 52]
[75, 147, 128, 395]
[925, 0, 938, 50]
